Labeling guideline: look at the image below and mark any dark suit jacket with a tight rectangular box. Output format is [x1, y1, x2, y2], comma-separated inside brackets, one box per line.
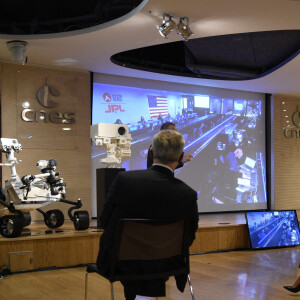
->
[96, 165, 199, 297]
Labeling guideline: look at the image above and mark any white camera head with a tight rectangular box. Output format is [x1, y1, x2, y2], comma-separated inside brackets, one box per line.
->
[90, 123, 131, 140]
[0, 138, 22, 152]
[36, 159, 57, 171]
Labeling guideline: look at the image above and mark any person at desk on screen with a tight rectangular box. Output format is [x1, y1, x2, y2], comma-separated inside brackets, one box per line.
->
[224, 148, 248, 179]
[146, 122, 193, 169]
[213, 148, 245, 203]
[97, 129, 199, 300]
[211, 148, 244, 205]
[224, 148, 243, 173]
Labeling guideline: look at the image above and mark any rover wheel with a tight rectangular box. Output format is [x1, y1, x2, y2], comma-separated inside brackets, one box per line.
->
[0, 215, 24, 238]
[44, 209, 64, 228]
[73, 211, 90, 230]
[21, 212, 31, 227]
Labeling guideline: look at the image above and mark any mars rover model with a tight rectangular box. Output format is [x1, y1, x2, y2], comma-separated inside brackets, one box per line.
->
[0, 138, 90, 238]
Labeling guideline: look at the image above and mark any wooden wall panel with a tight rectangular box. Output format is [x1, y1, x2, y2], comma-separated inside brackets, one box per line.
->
[0, 224, 248, 269]
[0, 235, 100, 269]
[273, 94, 300, 210]
[0, 63, 91, 220]
[190, 225, 250, 253]
[33, 236, 99, 268]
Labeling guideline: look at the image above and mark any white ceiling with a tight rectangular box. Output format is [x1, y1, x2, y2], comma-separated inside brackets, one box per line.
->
[0, 0, 300, 96]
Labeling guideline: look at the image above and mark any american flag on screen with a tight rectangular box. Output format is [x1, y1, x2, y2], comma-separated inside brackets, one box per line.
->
[147, 95, 169, 118]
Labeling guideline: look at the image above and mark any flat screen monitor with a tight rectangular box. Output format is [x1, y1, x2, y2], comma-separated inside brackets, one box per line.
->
[245, 210, 300, 249]
[194, 95, 209, 108]
[234, 102, 244, 111]
[244, 156, 256, 169]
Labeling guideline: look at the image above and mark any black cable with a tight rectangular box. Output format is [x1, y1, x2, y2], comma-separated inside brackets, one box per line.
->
[6, 263, 88, 276]
[0, 265, 11, 279]
[190, 247, 251, 256]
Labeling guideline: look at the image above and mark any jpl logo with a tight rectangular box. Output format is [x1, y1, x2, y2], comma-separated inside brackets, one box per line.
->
[105, 105, 125, 113]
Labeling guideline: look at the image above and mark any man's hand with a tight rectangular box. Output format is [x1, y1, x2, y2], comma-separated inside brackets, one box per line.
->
[182, 154, 193, 163]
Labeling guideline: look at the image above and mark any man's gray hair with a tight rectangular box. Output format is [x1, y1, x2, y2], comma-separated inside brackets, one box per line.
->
[152, 129, 185, 163]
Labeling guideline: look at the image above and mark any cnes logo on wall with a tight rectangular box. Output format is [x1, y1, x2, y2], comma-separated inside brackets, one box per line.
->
[37, 78, 59, 108]
[292, 107, 300, 128]
[284, 106, 300, 138]
[21, 78, 75, 124]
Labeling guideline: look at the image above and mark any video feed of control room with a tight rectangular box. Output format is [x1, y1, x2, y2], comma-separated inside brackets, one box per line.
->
[246, 211, 300, 249]
[92, 83, 267, 213]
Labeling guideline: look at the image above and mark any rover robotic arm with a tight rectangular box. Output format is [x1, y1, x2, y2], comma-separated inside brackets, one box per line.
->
[21, 159, 66, 202]
[90, 123, 132, 168]
[0, 139, 66, 203]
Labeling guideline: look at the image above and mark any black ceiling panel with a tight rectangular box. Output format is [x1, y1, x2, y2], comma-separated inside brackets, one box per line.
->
[0, 0, 143, 35]
[111, 30, 300, 81]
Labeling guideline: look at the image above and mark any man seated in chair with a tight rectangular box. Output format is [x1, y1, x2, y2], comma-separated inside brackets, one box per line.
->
[97, 129, 199, 300]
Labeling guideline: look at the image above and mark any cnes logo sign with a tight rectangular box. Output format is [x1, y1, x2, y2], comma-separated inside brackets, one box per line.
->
[292, 107, 300, 128]
[37, 78, 59, 108]
[284, 105, 300, 138]
[21, 78, 75, 124]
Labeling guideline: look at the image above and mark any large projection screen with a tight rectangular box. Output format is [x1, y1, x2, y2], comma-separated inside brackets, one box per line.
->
[91, 78, 267, 214]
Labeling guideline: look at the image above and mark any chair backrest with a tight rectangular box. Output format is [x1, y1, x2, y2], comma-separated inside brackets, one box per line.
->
[109, 219, 190, 282]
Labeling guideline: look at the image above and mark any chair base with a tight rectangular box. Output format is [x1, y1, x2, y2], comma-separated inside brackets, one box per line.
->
[85, 270, 195, 300]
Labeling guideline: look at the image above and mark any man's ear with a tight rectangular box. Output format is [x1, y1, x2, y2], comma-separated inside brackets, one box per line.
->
[179, 152, 184, 162]
[149, 147, 153, 158]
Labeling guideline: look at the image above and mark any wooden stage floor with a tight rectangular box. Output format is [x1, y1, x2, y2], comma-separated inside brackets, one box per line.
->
[1, 247, 300, 300]
[2, 213, 300, 299]
[0, 212, 250, 272]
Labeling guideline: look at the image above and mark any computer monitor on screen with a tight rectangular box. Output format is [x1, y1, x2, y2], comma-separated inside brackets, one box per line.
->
[244, 157, 256, 169]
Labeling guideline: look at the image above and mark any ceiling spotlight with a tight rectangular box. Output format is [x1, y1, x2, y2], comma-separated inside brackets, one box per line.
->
[6, 40, 28, 65]
[176, 17, 193, 41]
[156, 14, 176, 38]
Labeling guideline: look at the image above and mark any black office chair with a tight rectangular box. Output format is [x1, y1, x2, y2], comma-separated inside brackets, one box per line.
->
[85, 218, 195, 300]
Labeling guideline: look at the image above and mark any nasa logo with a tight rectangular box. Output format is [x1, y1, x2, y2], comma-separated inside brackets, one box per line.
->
[103, 93, 112, 102]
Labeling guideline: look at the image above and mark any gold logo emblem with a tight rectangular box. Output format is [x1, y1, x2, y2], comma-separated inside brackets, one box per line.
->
[292, 106, 300, 128]
[37, 78, 59, 108]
